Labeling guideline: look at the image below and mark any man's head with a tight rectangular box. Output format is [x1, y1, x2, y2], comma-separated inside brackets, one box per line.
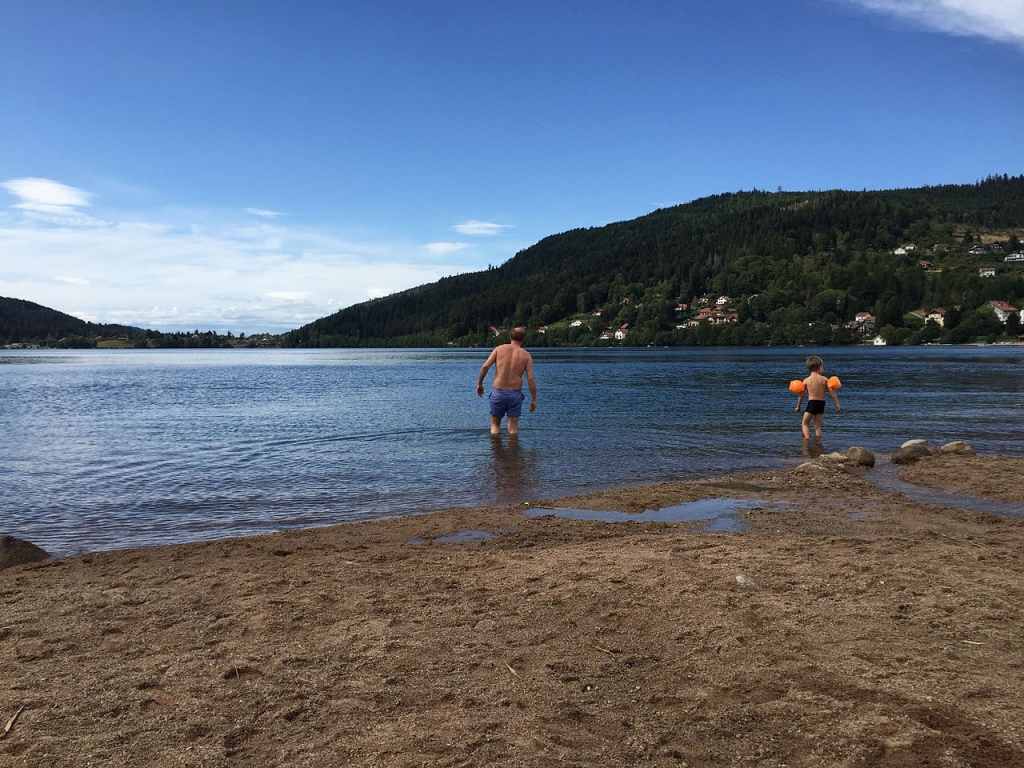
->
[510, 327, 526, 343]
[805, 355, 823, 373]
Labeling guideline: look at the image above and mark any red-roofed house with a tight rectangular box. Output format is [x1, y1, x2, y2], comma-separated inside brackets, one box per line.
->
[985, 301, 1019, 324]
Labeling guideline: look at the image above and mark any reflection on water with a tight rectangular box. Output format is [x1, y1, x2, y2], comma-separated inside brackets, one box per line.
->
[801, 438, 825, 458]
[489, 434, 538, 502]
[523, 497, 784, 531]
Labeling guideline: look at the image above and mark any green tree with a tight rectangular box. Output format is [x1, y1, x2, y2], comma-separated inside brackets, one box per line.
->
[943, 305, 962, 330]
[876, 296, 903, 328]
[920, 319, 942, 343]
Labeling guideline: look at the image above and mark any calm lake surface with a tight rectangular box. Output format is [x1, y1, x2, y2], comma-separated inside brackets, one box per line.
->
[2, 346, 1023, 556]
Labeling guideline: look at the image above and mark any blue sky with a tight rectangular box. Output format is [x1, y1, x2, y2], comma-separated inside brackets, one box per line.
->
[2, 1, 1023, 334]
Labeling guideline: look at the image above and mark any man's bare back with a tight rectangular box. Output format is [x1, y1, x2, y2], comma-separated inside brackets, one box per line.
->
[476, 329, 537, 435]
[489, 343, 532, 390]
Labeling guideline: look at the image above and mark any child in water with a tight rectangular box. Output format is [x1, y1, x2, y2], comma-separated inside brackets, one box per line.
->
[794, 355, 841, 439]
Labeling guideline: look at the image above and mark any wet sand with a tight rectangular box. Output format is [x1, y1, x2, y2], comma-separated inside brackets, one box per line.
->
[2, 454, 1024, 767]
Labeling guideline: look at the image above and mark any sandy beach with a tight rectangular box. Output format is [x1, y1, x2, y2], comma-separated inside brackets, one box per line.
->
[3, 453, 1024, 767]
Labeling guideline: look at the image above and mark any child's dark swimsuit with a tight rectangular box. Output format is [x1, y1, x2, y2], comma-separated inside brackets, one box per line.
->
[806, 400, 825, 415]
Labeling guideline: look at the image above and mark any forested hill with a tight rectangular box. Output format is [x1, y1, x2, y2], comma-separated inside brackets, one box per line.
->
[0, 297, 140, 346]
[297, 174, 1024, 348]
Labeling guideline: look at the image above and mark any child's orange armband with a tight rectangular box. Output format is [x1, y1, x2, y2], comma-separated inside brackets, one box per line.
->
[827, 375, 841, 390]
[788, 380, 805, 394]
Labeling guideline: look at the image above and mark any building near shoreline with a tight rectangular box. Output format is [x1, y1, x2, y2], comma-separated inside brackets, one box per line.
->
[985, 301, 1020, 324]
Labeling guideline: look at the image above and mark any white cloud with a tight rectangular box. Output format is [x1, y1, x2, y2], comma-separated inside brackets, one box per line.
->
[1, 177, 93, 214]
[245, 207, 284, 218]
[831, 0, 1024, 48]
[0, 178, 484, 334]
[424, 241, 470, 255]
[266, 291, 310, 301]
[453, 219, 512, 236]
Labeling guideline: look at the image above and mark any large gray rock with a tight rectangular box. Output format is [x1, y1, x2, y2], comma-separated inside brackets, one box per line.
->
[892, 440, 938, 465]
[797, 461, 829, 473]
[0, 535, 50, 570]
[900, 439, 936, 450]
[846, 446, 876, 467]
[939, 440, 975, 456]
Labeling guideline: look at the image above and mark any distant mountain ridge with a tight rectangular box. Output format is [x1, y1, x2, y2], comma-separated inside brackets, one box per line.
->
[6, 177, 1024, 349]
[287, 175, 1024, 347]
[0, 296, 141, 346]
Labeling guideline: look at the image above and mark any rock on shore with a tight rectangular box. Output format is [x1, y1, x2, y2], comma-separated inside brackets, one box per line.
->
[893, 439, 977, 465]
[892, 439, 938, 464]
[0, 535, 50, 570]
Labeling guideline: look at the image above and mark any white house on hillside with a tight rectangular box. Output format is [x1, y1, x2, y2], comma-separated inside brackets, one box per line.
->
[985, 300, 1019, 324]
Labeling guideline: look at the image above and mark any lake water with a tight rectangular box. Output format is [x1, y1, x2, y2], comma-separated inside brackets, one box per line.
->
[2, 346, 1023, 556]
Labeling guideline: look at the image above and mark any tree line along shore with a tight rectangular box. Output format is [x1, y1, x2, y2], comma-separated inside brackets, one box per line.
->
[4, 177, 1024, 349]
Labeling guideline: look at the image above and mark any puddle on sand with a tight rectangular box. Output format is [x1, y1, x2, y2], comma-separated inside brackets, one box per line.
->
[408, 530, 497, 545]
[866, 461, 1024, 521]
[524, 497, 783, 532]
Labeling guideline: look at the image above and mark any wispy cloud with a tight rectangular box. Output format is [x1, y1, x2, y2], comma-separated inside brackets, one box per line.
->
[831, 0, 1024, 48]
[424, 241, 470, 255]
[266, 291, 310, 301]
[453, 219, 512, 236]
[0, 177, 483, 334]
[1, 177, 94, 214]
[245, 207, 285, 218]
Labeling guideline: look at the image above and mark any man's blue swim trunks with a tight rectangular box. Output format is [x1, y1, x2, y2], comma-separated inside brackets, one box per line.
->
[489, 388, 525, 419]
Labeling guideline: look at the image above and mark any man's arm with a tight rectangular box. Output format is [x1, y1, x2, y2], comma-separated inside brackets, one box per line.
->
[525, 357, 537, 412]
[476, 350, 497, 397]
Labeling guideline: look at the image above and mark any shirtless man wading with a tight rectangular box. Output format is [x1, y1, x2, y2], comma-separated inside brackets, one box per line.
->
[476, 327, 537, 436]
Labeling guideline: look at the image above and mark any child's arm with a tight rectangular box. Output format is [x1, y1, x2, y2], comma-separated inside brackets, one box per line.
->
[829, 385, 841, 412]
[795, 375, 809, 411]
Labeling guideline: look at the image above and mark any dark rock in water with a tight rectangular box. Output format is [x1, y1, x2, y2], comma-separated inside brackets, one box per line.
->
[846, 446, 876, 467]
[939, 440, 975, 456]
[892, 440, 938, 465]
[0, 535, 50, 570]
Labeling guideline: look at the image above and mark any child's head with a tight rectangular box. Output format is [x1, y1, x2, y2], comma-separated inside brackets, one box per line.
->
[805, 355, 823, 373]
